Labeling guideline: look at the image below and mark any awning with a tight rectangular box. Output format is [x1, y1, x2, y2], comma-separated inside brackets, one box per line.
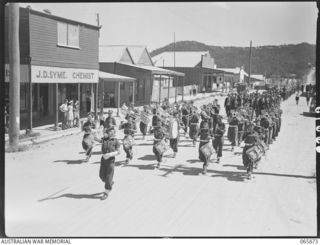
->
[118, 62, 185, 77]
[99, 71, 136, 83]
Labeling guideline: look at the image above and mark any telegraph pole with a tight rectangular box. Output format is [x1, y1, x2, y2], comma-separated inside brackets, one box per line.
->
[248, 40, 252, 89]
[8, 3, 20, 150]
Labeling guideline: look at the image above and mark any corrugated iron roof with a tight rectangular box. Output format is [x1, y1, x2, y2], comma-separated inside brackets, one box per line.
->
[99, 71, 135, 82]
[152, 51, 209, 67]
[118, 62, 184, 77]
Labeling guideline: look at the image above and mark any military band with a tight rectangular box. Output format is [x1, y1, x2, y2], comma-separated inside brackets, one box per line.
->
[79, 86, 290, 199]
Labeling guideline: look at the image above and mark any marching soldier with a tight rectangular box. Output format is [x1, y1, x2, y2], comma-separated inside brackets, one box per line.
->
[224, 94, 231, 117]
[153, 121, 168, 168]
[197, 121, 213, 174]
[181, 103, 190, 137]
[189, 107, 200, 147]
[104, 110, 116, 130]
[81, 113, 96, 162]
[119, 115, 136, 164]
[94, 127, 121, 200]
[213, 115, 225, 163]
[241, 123, 260, 179]
[228, 112, 239, 151]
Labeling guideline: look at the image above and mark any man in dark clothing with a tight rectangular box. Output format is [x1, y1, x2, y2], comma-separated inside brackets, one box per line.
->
[104, 110, 116, 129]
[213, 115, 225, 163]
[119, 115, 136, 164]
[95, 127, 120, 200]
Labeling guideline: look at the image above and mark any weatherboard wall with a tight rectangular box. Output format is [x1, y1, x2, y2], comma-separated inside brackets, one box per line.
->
[28, 10, 99, 69]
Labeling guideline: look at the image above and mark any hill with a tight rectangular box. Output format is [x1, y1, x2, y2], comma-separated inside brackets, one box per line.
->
[150, 41, 316, 78]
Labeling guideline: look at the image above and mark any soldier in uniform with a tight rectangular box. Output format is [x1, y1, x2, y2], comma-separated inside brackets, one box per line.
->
[151, 108, 162, 133]
[241, 123, 260, 179]
[94, 127, 120, 200]
[81, 113, 97, 162]
[197, 121, 213, 174]
[119, 115, 136, 164]
[213, 115, 225, 163]
[228, 112, 239, 151]
[224, 94, 231, 117]
[260, 113, 270, 146]
[181, 103, 190, 137]
[189, 107, 200, 147]
[153, 121, 168, 168]
[200, 105, 211, 129]
[104, 110, 116, 130]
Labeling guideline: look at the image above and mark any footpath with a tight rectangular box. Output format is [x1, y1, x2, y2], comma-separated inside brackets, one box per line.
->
[5, 91, 226, 150]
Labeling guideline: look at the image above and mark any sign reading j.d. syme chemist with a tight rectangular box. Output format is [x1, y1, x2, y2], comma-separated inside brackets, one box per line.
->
[31, 65, 98, 83]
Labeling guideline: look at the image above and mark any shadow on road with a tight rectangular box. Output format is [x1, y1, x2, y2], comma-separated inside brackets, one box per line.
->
[53, 159, 84, 164]
[138, 154, 156, 161]
[187, 159, 200, 164]
[223, 164, 246, 170]
[159, 165, 202, 176]
[125, 163, 156, 170]
[38, 192, 105, 202]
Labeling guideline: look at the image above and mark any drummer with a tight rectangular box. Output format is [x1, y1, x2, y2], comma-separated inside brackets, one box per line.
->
[241, 122, 260, 179]
[119, 115, 136, 165]
[153, 121, 168, 168]
[151, 107, 162, 134]
[213, 115, 225, 163]
[197, 121, 213, 174]
[189, 107, 200, 147]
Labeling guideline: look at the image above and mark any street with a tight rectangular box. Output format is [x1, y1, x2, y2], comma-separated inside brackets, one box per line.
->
[5, 94, 316, 237]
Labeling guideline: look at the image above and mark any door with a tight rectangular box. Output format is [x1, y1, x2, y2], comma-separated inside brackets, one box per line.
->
[39, 84, 48, 116]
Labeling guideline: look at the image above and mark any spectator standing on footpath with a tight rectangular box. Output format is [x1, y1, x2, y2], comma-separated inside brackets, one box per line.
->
[86, 90, 92, 113]
[73, 100, 80, 127]
[202, 86, 206, 96]
[67, 101, 74, 128]
[59, 99, 68, 130]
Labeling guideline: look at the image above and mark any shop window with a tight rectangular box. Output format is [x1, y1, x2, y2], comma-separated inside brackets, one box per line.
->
[57, 22, 79, 48]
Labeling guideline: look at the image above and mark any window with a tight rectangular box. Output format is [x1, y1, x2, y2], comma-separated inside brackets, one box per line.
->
[57, 22, 79, 48]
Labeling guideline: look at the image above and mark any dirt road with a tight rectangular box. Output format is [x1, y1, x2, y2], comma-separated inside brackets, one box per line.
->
[5, 94, 316, 237]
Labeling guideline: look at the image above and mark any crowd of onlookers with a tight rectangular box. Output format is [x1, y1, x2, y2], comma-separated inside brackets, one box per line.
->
[59, 99, 81, 129]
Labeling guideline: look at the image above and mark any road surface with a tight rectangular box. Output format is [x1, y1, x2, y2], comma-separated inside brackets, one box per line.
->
[5, 94, 316, 237]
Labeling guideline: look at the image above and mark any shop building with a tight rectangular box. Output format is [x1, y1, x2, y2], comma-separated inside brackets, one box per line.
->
[99, 45, 184, 106]
[152, 51, 227, 93]
[4, 6, 100, 130]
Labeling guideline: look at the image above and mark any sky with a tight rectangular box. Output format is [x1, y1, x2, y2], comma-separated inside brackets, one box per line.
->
[19, 2, 318, 51]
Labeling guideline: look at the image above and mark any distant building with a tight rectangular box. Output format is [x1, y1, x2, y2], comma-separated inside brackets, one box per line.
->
[99, 45, 184, 105]
[4, 6, 100, 129]
[152, 51, 230, 93]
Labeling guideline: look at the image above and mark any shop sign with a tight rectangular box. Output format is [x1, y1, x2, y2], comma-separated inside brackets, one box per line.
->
[31, 65, 98, 83]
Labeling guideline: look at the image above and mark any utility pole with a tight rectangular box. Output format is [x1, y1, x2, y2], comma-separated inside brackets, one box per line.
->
[248, 40, 252, 89]
[174, 32, 177, 103]
[8, 3, 20, 150]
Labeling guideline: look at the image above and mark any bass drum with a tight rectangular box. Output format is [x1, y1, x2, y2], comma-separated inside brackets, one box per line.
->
[123, 135, 135, 149]
[200, 142, 215, 159]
